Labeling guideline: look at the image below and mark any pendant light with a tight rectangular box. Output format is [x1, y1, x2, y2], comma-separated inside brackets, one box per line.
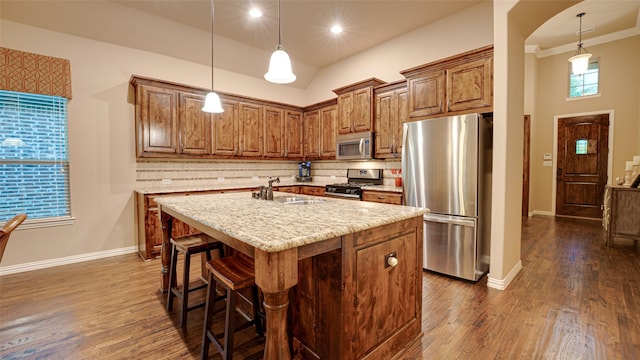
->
[202, 0, 224, 113]
[568, 12, 592, 75]
[264, 0, 296, 84]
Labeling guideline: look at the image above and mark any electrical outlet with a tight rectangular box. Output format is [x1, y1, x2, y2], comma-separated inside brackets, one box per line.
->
[331, 175, 336, 180]
[217, 177, 225, 182]
[252, 176, 259, 181]
[161, 178, 171, 185]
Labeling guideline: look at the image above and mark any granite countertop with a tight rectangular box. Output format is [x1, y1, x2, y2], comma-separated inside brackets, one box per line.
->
[135, 181, 403, 194]
[155, 191, 428, 252]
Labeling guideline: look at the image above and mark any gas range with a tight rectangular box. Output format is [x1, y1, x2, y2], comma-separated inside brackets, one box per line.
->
[325, 169, 383, 200]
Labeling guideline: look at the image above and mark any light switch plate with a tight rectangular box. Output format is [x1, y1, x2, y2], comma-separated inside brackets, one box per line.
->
[543, 161, 552, 167]
[543, 153, 552, 160]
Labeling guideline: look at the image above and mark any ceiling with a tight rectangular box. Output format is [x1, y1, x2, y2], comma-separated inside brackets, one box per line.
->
[2, 0, 639, 86]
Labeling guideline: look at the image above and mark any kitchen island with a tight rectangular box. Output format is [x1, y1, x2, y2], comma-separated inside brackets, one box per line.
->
[156, 192, 428, 360]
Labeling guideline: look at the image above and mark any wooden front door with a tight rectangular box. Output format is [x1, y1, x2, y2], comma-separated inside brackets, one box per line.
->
[556, 114, 609, 219]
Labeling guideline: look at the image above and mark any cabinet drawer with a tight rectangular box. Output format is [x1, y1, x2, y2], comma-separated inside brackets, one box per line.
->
[301, 186, 325, 196]
[362, 191, 402, 205]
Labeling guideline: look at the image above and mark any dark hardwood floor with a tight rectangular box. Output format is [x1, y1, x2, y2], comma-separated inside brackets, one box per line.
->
[1, 216, 639, 359]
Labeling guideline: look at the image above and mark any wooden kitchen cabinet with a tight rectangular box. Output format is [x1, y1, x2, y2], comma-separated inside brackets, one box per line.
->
[319, 104, 337, 158]
[211, 99, 239, 156]
[604, 186, 640, 247]
[362, 189, 403, 205]
[303, 99, 338, 160]
[401, 45, 493, 120]
[274, 186, 301, 194]
[133, 80, 179, 157]
[285, 110, 304, 159]
[238, 102, 264, 158]
[264, 106, 285, 158]
[374, 81, 407, 159]
[291, 216, 422, 359]
[135, 188, 257, 260]
[131, 75, 309, 160]
[178, 92, 211, 155]
[334, 78, 385, 135]
[300, 186, 325, 196]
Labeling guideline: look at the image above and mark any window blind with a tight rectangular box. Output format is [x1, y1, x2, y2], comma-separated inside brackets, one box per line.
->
[0, 90, 71, 221]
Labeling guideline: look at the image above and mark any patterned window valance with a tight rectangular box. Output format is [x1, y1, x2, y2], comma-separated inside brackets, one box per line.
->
[0, 47, 72, 99]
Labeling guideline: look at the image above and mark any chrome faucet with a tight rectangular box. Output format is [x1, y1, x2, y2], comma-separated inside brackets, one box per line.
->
[266, 176, 280, 200]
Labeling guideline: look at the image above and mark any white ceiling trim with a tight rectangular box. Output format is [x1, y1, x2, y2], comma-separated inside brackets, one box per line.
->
[531, 26, 640, 58]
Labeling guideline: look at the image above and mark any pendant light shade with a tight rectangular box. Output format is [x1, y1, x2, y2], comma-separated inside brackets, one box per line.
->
[568, 12, 592, 75]
[265, 45, 296, 84]
[202, 0, 224, 113]
[264, 0, 296, 84]
[202, 91, 224, 113]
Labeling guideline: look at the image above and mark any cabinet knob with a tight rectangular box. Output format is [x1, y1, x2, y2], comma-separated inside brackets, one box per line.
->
[386, 253, 398, 267]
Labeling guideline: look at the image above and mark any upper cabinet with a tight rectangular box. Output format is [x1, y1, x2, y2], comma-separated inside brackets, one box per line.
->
[131, 76, 304, 160]
[302, 99, 338, 160]
[333, 78, 385, 135]
[133, 79, 179, 157]
[374, 81, 407, 159]
[401, 45, 493, 120]
[284, 110, 303, 159]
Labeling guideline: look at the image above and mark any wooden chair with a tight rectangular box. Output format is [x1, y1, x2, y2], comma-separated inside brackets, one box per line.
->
[0, 213, 27, 263]
[201, 254, 264, 360]
[167, 233, 225, 328]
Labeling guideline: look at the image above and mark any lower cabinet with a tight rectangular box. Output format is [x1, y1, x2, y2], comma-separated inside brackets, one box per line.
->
[362, 190, 403, 205]
[604, 186, 640, 246]
[291, 216, 423, 359]
[135, 188, 254, 260]
[301, 186, 325, 196]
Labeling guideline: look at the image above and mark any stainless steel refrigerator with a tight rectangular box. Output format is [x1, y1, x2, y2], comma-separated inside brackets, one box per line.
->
[402, 113, 492, 281]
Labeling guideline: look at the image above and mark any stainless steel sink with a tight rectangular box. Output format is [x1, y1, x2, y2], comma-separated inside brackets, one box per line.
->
[274, 196, 325, 205]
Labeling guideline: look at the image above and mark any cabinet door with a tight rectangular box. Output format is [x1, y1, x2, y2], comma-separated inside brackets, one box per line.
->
[285, 110, 303, 159]
[238, 102, 264, 157]
[352, 88, 373, 133]
[375, 90, 394, 157]
[178, 92, 211, 155]
[303, 110, 321, 159]
[407, 71, 445, 118]
[139, 85, 179, 155]
[212, 99, 239, 156]
[447, 58, 492, 112]
[264, 106, 285, 158]
[394, 87, 408, 155]
[354, 231, 418, 357]
[320, 105, 337, 158]
[337, 92, 353, 134]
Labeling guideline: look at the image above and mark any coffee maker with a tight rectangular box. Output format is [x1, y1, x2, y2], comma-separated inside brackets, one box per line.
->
[296, 161, 312, 182]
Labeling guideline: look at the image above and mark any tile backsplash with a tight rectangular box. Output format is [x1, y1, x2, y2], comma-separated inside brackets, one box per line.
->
[136, 159, 402, 189]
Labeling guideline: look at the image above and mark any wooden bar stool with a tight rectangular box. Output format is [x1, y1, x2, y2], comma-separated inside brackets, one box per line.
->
[167, 233, 224, 328]
[201, 254, 264, 360]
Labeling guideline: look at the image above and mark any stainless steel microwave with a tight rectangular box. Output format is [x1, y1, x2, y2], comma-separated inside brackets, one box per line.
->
[336, 132, 374, 160]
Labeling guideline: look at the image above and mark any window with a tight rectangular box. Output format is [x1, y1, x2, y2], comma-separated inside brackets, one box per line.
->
[569, 59, 599, 98]
[0, 90, 71, 222]
[575, 139, 588, 155]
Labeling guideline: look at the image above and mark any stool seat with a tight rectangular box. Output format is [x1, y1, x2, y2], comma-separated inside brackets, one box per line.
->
[167, 233, 224, 328]
[201, 254, 264, 360]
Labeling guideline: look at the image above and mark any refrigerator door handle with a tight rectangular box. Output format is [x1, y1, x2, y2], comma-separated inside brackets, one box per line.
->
[423, 214, 476, 227]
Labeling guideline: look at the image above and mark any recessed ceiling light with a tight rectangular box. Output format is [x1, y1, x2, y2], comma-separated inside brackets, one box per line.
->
[249, 8, 262, 18]
[331, 24, 343, 34]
